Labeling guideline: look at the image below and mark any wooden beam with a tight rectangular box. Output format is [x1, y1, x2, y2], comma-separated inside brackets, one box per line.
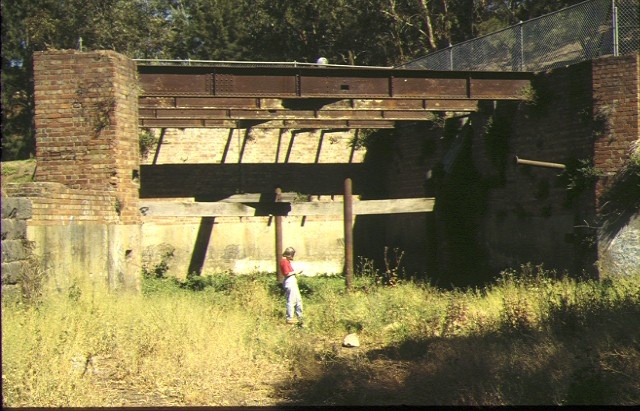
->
[344, 178, 354, 289]
[140, 107, 447, 121]
[139, 118, 398, 129]
[139, 96, 480, 111]
[220, 193, 299, 202]
[139, 197, 435, 217]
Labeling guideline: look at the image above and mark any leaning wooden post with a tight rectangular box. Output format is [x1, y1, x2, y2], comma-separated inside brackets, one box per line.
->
[344, 178, 354, 290]
[275, 187, 284, 284]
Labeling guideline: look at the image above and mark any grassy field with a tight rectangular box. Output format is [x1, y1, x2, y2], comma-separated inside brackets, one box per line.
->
[2, 264, 639, 407]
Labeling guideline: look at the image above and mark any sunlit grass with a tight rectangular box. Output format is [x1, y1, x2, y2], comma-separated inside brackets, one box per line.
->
[3, 267, 639, 406]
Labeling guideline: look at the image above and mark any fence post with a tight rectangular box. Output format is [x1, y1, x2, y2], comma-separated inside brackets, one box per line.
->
[612, 0, 619, 56]
[449, 48, 454, 71]
[519, 21, 525, 71]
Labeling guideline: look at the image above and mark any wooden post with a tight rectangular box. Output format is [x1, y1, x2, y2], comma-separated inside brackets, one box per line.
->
[275, 187, 284, 283]
[344, 178, 354, 290]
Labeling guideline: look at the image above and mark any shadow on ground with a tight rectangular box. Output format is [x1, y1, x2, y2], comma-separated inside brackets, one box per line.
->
[274, 302, 640, 406]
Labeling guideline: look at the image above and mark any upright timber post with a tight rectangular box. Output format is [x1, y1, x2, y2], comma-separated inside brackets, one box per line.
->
[275, 187, 284, 284]
[344, 178, 354, 290]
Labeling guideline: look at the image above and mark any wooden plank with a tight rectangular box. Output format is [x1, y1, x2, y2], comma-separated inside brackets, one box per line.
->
[139, 197, 435, 217]
[220, 193, 299, 202]
[140, 108, 452, 122]
[140, 97, 479, 112]
[140, 119, 398, 129]
[354, 198, 435, 215]
[140, 201, 257, 217]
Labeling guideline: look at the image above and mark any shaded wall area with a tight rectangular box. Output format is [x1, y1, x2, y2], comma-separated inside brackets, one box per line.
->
[360, 54, 639, 286]
[139, 55, 638, 284]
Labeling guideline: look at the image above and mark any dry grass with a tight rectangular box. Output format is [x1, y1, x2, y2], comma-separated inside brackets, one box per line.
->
[2, 268, 639, 406]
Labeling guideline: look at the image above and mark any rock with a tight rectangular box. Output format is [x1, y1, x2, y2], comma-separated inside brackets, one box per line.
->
[342, 333, 360, 348]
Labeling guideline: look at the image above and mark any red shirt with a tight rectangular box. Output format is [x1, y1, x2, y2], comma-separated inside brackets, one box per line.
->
[280, 258, 294, 277]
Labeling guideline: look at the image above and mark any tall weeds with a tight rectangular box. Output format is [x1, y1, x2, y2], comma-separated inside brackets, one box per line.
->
[3, 267, 639, 406]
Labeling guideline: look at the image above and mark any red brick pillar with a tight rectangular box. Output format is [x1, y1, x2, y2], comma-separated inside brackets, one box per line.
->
[32, 50, 142, 291]
[33, 50, 140, 224]
[592, 54, 640, 206]
[591, 54, 640, 277]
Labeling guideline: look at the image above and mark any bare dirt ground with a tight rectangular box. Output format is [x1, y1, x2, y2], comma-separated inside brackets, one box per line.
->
[83, 337, 408, 407]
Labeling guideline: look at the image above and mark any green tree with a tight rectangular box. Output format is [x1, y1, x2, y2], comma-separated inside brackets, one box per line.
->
[1, 0, 174, 160]
[165, 0, 253, 60]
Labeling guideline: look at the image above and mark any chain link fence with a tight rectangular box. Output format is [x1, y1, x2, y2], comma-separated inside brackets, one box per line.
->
[400, 0, 639, 72]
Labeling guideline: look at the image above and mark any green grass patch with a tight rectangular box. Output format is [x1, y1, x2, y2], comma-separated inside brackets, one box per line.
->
[1, 159, 36, 185]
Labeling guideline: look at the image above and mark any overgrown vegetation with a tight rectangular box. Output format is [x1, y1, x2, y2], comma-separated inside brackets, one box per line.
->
[598, 140, 640, 245]
[560, 157, 604, 207]
[3, 264, 639, 406]
[139, 128, 158, 159]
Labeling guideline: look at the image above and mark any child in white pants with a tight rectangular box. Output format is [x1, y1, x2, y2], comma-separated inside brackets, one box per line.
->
[280, 247, 303, 324]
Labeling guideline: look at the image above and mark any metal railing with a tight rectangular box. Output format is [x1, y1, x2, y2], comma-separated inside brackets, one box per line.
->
[400, 0, 639, 72]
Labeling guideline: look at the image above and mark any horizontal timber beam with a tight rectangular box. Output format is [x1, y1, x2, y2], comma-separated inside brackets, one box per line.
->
[139, 198, 435, 217]
[139, 96, 480, 111]
[139, 119, 397, 129]
[138, 97, 479, 127]
[139, 108, 450, 121]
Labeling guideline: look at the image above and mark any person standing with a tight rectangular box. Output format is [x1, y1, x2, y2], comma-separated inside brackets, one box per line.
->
[280, 247, 304, 325]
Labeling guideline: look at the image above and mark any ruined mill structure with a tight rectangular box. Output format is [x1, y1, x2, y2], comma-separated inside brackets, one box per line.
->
[1, 48, 638, 292]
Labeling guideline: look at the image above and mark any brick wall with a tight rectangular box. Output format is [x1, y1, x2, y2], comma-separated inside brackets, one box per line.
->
[3, 183, 119, 224]
[33, 50, 140, 224]
[592, 55, 640, 203]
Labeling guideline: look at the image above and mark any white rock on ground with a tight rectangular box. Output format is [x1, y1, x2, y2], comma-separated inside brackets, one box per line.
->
[342, 333, 360, 348]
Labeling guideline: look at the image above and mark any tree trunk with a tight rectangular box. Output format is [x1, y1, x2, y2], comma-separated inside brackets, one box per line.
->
[418, 0, 438, 50]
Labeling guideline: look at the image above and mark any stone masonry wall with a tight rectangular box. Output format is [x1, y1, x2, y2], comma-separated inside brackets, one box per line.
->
[1, 196, 33, 289]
